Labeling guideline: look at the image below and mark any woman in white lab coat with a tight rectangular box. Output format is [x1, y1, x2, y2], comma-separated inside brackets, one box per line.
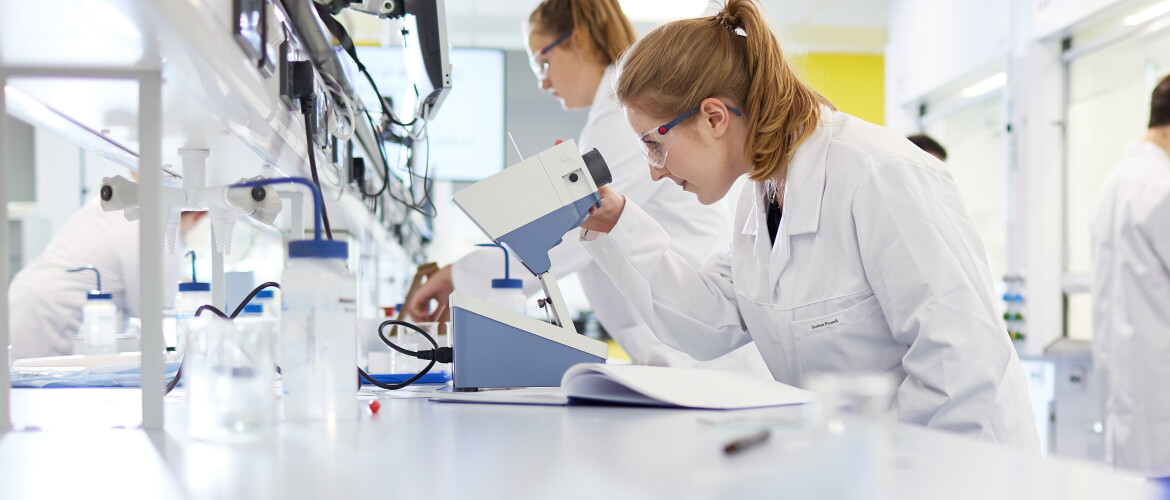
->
[405, 0, 769, 375]
[1090, 73, 1170, 478]
[8, 200, 195, 359]
[579, 0, 1039, 448]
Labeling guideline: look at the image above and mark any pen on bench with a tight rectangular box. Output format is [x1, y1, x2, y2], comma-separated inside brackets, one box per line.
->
[723, 429, 771, 455]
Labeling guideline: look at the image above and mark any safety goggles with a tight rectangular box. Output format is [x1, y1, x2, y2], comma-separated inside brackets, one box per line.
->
[529, 32, 572, 80]
[635, 104, 742, 168]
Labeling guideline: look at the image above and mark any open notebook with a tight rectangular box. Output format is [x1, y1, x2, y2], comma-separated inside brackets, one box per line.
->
[430, 363, 816, 410]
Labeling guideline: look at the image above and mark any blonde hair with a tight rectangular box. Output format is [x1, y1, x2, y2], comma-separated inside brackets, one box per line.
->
[528, 0, 636, 65]
[615, 0, 833, 182]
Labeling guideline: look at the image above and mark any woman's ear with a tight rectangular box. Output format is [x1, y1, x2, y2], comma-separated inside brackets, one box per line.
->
[569, 29, 603, 65]
[701, 98, 732, 138]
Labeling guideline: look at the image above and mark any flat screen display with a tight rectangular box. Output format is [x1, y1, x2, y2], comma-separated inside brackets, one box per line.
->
[354, 47, 504, 181]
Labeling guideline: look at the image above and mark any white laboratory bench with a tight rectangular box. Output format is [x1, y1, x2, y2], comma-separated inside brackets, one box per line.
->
[0, 387, 1158, 500]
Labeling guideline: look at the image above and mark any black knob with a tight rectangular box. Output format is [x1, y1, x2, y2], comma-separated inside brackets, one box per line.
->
[582, 149, 612, 187]
[100, 185, 113, 201]
[251, 186, 266, 201]
[568, 173, 579, 182]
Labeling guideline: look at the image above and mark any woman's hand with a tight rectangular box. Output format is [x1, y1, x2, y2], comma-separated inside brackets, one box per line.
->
[403, 264, 454, 322]
[549, 139, 626, 233]
[582, 185, 625, 233]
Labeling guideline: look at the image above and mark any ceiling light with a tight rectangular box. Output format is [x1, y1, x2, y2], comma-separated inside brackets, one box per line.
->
[961, 73, 1007, 98]
[1124, 0, 1170, 25]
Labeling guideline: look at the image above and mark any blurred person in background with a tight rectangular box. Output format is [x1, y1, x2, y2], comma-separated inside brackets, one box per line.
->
[1091, 72, 1170, 480]
[406, 0, 769, 375]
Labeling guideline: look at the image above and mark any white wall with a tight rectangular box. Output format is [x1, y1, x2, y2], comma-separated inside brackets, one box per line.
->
[885, 0, 1153, 354]
[885, 0, 1013, 133]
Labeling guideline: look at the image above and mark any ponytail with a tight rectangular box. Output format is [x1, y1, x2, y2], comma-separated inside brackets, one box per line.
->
[616, 0, 833, 182]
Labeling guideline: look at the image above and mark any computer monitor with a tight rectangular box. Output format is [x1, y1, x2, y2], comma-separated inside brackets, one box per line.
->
[355, 47, 504, 181]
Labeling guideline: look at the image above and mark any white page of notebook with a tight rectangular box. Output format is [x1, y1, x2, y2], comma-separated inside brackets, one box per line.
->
[562, 364, 816, 410]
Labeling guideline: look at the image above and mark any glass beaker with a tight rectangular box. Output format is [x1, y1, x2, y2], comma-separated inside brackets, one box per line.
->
[181, 315, 277, 442]
[390, 321, 446, 375]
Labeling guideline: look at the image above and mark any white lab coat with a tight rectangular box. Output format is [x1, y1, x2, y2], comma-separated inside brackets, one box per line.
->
[582, 108, 1040, 449]
[8, 199, 180, 359]
[1090, 140, 1170, 477]
[454, 65, 770, 376]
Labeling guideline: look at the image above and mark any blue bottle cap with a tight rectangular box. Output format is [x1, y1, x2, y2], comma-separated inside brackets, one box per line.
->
[491, 278, 523, 289]
[254, 289, 275, 299]
[288, 239, 348, 259]
[179, 282, 211, 292]
[242, 304, 264, 315]
[86, 292, 113, 300]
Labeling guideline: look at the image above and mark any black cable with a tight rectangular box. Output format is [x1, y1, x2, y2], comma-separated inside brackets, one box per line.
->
[165, 283, 283, 394]
[308, 2, 443, 221]
[194, 304, 229, 319]
[302, 103, 334, 240]
[357, 108, 392, 199]
[164, 304, 228, 393]
[312, 3, 416, 129]
[359, 319, 452, 390]
[229, 282, 281, 319]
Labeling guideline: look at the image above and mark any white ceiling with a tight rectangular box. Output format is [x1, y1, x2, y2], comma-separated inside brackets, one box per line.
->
[341, 0, 890, 53]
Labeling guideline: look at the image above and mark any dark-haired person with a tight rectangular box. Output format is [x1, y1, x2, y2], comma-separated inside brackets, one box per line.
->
[1091, 72, 1170, 479]
[406, 0, 768, 375]
[578, 0, 1039, 448]
[907, 133, 947, 162]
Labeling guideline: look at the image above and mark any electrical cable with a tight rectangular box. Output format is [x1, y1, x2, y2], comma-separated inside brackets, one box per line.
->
[194, 304, 229, 319]
[309, 3, 441, 221]
[312, 3, 416, 129]
[357, 108, 392, 198]
[228, 282, 281, 319]
[320, 71, 356, 142]
[164, 283, 283, 395]
[358, 319, 452, 390]
[302, 102, 334, 240]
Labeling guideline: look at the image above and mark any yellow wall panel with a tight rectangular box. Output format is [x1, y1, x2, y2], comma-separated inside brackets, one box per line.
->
[794, 53, 885, 126]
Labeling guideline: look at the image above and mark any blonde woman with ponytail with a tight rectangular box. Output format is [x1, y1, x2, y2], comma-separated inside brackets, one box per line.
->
[406, 0, 770, 376]
[579, 0, 1039, 449]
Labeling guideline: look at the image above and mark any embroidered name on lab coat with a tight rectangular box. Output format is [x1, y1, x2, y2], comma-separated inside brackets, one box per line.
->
[809, 318, 840, 331]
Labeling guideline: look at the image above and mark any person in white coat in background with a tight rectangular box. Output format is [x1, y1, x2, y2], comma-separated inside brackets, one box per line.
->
[1091, 72, 1170, 479]
[8, 198, 201, 359]
[578, 0, 1039, 449]
[405, 0, 769, 375]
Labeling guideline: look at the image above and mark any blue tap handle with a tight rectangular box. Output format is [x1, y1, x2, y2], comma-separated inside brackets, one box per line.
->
[66, 265, 102, 293]
[476, 243, 511, 279]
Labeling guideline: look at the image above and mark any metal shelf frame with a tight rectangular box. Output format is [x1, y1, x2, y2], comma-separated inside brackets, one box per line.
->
[1, 65, 167, 431]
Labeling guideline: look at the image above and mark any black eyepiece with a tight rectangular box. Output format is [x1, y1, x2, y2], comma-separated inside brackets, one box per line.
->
[582, 149, 611, 187]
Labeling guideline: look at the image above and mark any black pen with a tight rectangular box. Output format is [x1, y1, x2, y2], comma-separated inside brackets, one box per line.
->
[723, 429, 771, 455]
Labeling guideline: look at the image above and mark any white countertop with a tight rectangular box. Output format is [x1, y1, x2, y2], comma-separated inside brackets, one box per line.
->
[0, 387, 1158, 500]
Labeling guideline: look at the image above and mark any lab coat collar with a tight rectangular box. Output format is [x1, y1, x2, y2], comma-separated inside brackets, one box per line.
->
[1125, 139, 1170, 166]
[740, 106, 835, 238]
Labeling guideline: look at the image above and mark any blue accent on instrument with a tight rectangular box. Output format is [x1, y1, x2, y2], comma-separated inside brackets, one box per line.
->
[495, 192, 601, 276]
[451, 307, 605, 390]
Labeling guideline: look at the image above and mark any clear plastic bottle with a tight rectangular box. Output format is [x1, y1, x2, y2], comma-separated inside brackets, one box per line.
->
[252, 289, 278, 318]
[476, 243, 527, 314]
[67, 266, 118, 355]
[239, 304, 265, 317]
[175, 250, 213, 340]
[487, 278, 526, 315]
[280, 239, 357, 422]
[80, 293, 119, 355]
[175, 282, 213, 321]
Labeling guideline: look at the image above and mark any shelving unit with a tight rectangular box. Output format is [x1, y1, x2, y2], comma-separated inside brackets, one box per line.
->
[0, 0, 427, 430]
